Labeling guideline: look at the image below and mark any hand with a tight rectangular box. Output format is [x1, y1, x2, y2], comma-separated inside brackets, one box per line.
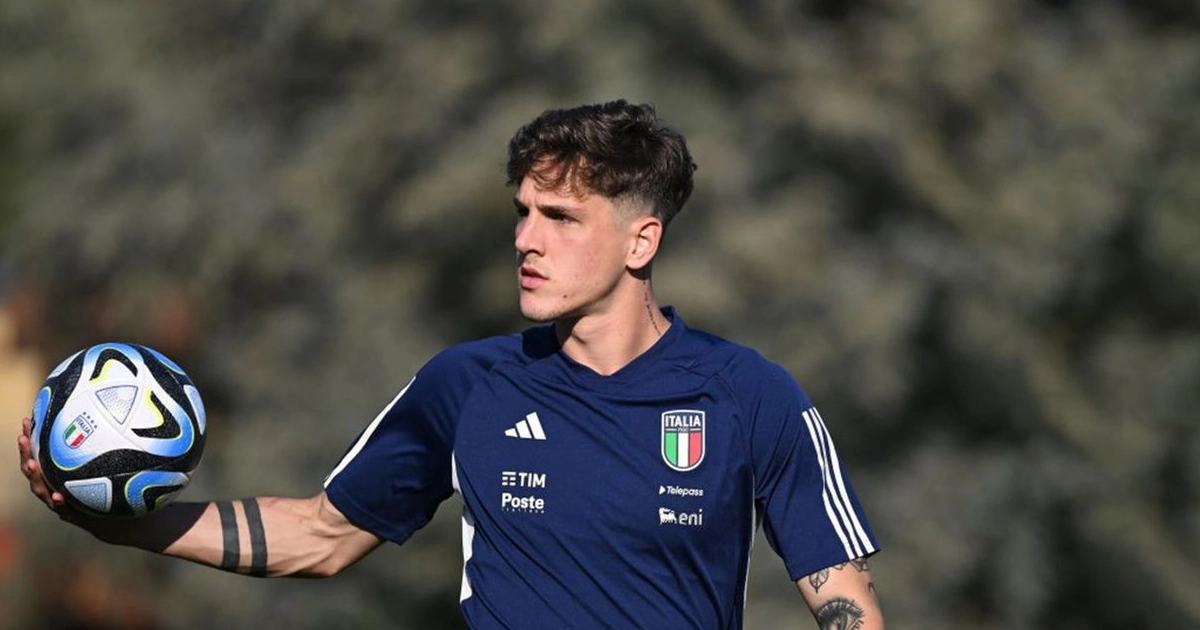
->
[17, 417, 73, 520]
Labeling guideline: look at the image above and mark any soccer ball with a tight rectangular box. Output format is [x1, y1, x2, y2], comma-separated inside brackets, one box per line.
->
[29, 343, 207, 518]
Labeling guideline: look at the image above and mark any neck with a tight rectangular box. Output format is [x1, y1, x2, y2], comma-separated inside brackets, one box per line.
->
[554, 282, 671, 376]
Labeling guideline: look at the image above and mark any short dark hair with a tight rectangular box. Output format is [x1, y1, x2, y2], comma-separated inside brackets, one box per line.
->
[506, 100, 697, 227]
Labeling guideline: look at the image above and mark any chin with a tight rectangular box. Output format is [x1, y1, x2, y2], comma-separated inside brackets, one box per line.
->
[519, 298, 573, 324]
[519, 303, 556, 323]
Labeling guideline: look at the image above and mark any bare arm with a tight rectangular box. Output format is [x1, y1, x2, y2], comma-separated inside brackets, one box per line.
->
[797, 557, 885, 630]
[18, 418, 380, 578]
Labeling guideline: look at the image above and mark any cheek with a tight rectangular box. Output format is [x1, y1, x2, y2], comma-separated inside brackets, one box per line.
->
[581, 244, 626, 288]
[557, 231, 628, 295]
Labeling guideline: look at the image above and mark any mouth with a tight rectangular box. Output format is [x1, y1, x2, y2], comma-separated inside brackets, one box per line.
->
[519, 265, 546, 290]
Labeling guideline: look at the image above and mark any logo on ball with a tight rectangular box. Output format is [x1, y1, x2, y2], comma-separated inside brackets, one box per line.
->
[62, 413, 95, 449]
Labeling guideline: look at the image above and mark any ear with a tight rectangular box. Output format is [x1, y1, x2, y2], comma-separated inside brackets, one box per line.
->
[626, 215, 663, 272]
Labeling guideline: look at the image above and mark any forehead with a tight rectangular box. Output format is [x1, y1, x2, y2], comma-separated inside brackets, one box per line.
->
[515, 177, 652, 223]
[516, 176, 607, 211]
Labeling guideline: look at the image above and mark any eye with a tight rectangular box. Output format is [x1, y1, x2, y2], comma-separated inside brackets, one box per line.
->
[547, 210, 575, 224]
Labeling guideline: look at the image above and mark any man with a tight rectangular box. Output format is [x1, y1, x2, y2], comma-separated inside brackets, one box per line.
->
[19, 100, 883, 629]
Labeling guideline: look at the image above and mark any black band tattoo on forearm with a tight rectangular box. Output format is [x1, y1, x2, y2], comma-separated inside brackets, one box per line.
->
[242, 498, 268, 577]
[217, 501, 240, 572]
[215, 499, 268, 576]
[815, 596, 865, 630]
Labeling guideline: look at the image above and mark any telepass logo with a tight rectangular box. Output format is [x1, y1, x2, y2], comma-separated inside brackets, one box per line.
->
[661, 409, 705, 472]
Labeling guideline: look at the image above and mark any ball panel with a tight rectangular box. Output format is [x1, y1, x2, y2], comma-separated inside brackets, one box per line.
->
[184, 384, 206, 434]
[125, 470, 189, 516]
[53, 448, 192, 482]
[135, 344, 201, 424]
[94, 384, 138, 425]
[132, 390, 190, 445]
[63, 478, 113, 513]
[142, 345, 187, 375]
[33, 349, 87, 470]
[87, 345, 141, 382]
[47, 349, 83, 379]
[47, 406, 109, 472]
[30, 386, 50, 449]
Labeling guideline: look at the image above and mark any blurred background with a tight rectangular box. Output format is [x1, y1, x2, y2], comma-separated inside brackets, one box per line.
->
[1, 1, 1198, 628]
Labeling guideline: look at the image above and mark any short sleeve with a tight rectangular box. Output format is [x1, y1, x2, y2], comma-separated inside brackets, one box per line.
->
[323, 344, 489, 544]
[741, 360, 879, 581]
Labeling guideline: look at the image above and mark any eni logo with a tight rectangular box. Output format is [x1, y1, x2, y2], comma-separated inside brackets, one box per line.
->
[658, 507, 703, 526]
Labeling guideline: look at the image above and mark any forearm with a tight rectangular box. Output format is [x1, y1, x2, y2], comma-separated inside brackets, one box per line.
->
[809, 593, 884, 630]
[21, 422, 378, 578]
[87, 494, 377, 578]
[798, 558, 885, 630]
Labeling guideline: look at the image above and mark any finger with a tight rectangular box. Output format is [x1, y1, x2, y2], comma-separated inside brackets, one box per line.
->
[24, 457, 54, 498]
[21, 417, 35, 453]
[24, 456, 45, 489]
[27, 461, 65, 506]
[16, 436, 66, 513]
[16, 433, 32, 465]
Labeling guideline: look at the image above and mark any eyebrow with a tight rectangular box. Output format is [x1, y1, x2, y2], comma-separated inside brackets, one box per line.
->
[512, 197, 583, 216]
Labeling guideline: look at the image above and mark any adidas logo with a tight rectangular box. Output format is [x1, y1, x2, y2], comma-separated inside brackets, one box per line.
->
[505, 412, 547, 440]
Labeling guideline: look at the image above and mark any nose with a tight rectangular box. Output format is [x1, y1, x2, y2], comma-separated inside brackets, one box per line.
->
[514, 212, 542, 258]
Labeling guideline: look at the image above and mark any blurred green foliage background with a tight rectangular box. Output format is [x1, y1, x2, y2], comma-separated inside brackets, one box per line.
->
[1, 1, 1198, 628]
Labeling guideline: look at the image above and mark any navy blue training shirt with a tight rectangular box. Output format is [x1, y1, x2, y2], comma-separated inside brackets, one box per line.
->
[324, 309, 877, 629]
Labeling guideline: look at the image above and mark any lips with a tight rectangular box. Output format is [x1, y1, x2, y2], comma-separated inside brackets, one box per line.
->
[519, 265, 546, 290]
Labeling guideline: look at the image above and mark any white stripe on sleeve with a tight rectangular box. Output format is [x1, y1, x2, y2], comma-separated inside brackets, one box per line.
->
[811, 411, 865, 558]
[814, 408, 876, 555]
[323, 377, 415, 487]
[803, 409, 855, 558]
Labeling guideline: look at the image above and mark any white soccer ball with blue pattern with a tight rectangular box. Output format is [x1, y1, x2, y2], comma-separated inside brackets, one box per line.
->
[29, 343, 207, 518]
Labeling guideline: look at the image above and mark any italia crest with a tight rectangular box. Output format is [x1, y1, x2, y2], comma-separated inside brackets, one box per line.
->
[63, 414, 95, 449]
[661, 409, 705, 472]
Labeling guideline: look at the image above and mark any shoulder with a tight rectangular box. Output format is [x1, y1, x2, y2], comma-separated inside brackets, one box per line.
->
[682, 327, 801, 390]
[389, 326, 556, 426]
[675, 326, 813, 420]
[422, 325, 555, 378]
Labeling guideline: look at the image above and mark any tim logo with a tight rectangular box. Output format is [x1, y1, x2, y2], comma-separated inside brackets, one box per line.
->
[501, 471, 547, 488]
[658, 507, 704, 526]
[661, 409, 705, 472]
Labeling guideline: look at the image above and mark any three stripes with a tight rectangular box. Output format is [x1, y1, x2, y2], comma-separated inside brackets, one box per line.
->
[801, 407, 875, 559]
[504, 412, 547, 440]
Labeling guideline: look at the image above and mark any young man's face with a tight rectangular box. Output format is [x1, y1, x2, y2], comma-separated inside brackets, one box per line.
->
[513, 175, 636, 323]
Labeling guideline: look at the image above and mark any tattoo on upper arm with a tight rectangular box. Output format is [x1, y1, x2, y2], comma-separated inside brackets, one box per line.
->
[815, 596, 866, 630]
[809, 568, 830, 592]
[808, 558, 870, 593]
[215, 499, 269, 576]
